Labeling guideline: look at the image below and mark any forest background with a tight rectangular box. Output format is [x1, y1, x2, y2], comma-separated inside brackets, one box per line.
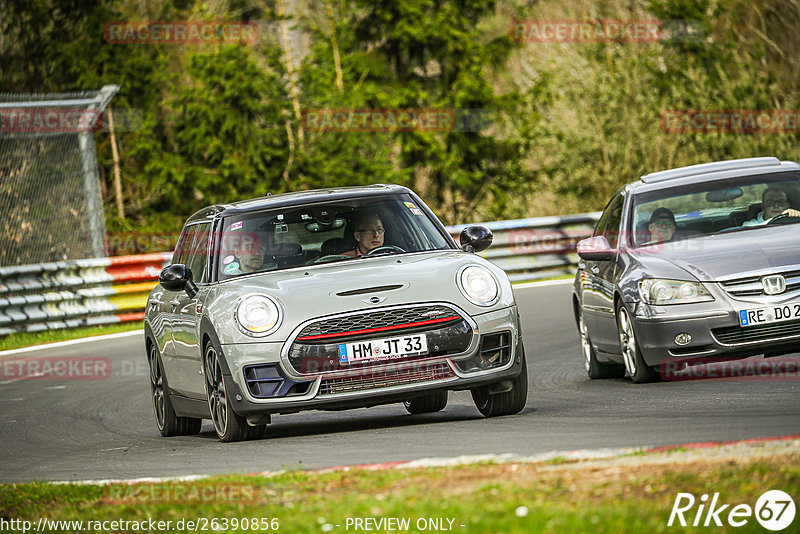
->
[2, 0, 799, 236]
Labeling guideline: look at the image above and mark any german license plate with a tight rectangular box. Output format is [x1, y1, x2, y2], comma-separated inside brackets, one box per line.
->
[338, 334, 428, 364]
[739, 303, 800, 327]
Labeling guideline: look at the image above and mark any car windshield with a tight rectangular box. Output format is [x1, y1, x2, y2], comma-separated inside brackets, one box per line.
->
[216, 194, 452, 279]
[629, 171, 800, 247]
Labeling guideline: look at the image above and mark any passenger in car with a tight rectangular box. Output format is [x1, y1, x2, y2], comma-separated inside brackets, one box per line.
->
[647, 207, 677, 243]
[226, 232, 276, 274]
[342, 213, 385, 257]
[742, 187, 800, 226]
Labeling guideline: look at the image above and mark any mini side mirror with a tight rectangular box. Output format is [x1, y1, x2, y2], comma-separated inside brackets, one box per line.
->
[159, 264, 198, 298]
[460, 225, 493, 253]
[576, 236, 616, 261]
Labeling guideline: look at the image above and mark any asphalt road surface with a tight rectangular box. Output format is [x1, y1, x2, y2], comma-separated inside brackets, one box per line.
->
[1, 282, 798, 482]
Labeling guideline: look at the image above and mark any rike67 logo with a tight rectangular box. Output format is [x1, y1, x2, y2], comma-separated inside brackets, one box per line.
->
[669, 490, 795, 531]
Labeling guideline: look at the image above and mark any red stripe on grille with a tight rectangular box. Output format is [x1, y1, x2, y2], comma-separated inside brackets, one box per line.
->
[297, 316, 460, 341]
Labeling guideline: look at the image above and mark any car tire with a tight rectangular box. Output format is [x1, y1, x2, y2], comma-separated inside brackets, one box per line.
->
[403, 391, 448, 414]
[616, 303, 660, 383]
[579, 309, 624, 379]
[471, 344, 528, 417]
[148, 341, 202, 437]
[204, 341, 266, 442]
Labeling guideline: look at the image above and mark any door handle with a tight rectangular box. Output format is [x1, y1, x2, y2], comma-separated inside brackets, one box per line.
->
[590, 266, 600, 274]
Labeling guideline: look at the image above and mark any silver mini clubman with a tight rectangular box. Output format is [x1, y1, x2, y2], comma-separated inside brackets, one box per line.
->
[145, 185, 527, 441]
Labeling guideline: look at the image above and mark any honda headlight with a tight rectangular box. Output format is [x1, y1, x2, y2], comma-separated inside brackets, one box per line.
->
[458, 266, 499, 306]
[235, 294, 282, 336]
[638, 279, 714, 305]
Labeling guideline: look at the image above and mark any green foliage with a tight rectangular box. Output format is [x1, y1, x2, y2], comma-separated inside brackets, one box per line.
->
[130, 45, 291, 213]
[526, 0, 800, 209]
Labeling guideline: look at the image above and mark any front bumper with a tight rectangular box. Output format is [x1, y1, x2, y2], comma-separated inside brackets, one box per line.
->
[219, 305, 521, 418]
[630, 301, 800, 367]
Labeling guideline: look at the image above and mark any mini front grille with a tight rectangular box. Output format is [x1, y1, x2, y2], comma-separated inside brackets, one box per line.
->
[720, 269, 800, 297]
[287, 320, 473, 375]
[712, 320, 800, 345]
[319, 362, 453, 395]
[296, 305, 462, 341]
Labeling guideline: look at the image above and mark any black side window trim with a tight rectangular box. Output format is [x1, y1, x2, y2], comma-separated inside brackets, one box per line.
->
[176, 221, 212, 284]
[594, 193, 624, 242]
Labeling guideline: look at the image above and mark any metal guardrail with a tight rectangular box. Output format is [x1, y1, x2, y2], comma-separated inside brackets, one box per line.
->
[448, 212, 601, 282]
[0, 253, 171, 336]
[0, 213, 600, 335]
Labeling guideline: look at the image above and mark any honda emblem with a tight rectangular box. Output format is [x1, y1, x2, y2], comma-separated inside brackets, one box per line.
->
[761, 275, 786, 295]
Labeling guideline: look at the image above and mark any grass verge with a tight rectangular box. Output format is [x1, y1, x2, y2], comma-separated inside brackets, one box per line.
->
[1, 447, 797, 533]
[0, 323, 142, 352]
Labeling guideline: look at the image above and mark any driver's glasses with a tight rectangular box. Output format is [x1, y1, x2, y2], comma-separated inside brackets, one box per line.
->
[651, 219, 675, 229]
[764, 199, 788, 208]
[357, 227, 385, 235]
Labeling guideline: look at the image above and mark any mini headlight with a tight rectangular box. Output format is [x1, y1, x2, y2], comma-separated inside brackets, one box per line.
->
[458, 266, 499, 306]
[638, 279, 713, 306]
[235, 294, 282, 336]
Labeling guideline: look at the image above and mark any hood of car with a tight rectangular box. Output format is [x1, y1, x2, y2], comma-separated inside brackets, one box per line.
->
[631, 225, 800, 282]
[206, 250, 514, 344]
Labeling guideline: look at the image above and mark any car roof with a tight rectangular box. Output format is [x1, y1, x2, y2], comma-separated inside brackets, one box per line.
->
[625, 158, 800, 195]
[185, 184, 412, 224]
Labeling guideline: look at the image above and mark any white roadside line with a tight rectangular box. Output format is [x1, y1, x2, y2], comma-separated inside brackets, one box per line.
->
[0, 329, 143, 357]
[513, 279, 573, 289]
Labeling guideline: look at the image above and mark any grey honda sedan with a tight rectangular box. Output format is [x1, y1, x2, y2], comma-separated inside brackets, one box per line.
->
[145, 185, 527, 441]
[573, 157, 800, 382]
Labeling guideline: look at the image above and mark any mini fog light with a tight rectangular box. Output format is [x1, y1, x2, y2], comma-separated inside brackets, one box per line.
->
[674, 333, 692, 346]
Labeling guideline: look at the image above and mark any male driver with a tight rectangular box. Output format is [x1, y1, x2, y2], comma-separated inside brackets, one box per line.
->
[342, 213, 385, 257]
[743, 187, 800, 226]
[647, 207, 677, 243]
[225, 232, 274, 274]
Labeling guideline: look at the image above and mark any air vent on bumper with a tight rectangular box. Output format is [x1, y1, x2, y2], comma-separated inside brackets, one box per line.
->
[243, 364, 313, 398]
[454, 332, 512, 373]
